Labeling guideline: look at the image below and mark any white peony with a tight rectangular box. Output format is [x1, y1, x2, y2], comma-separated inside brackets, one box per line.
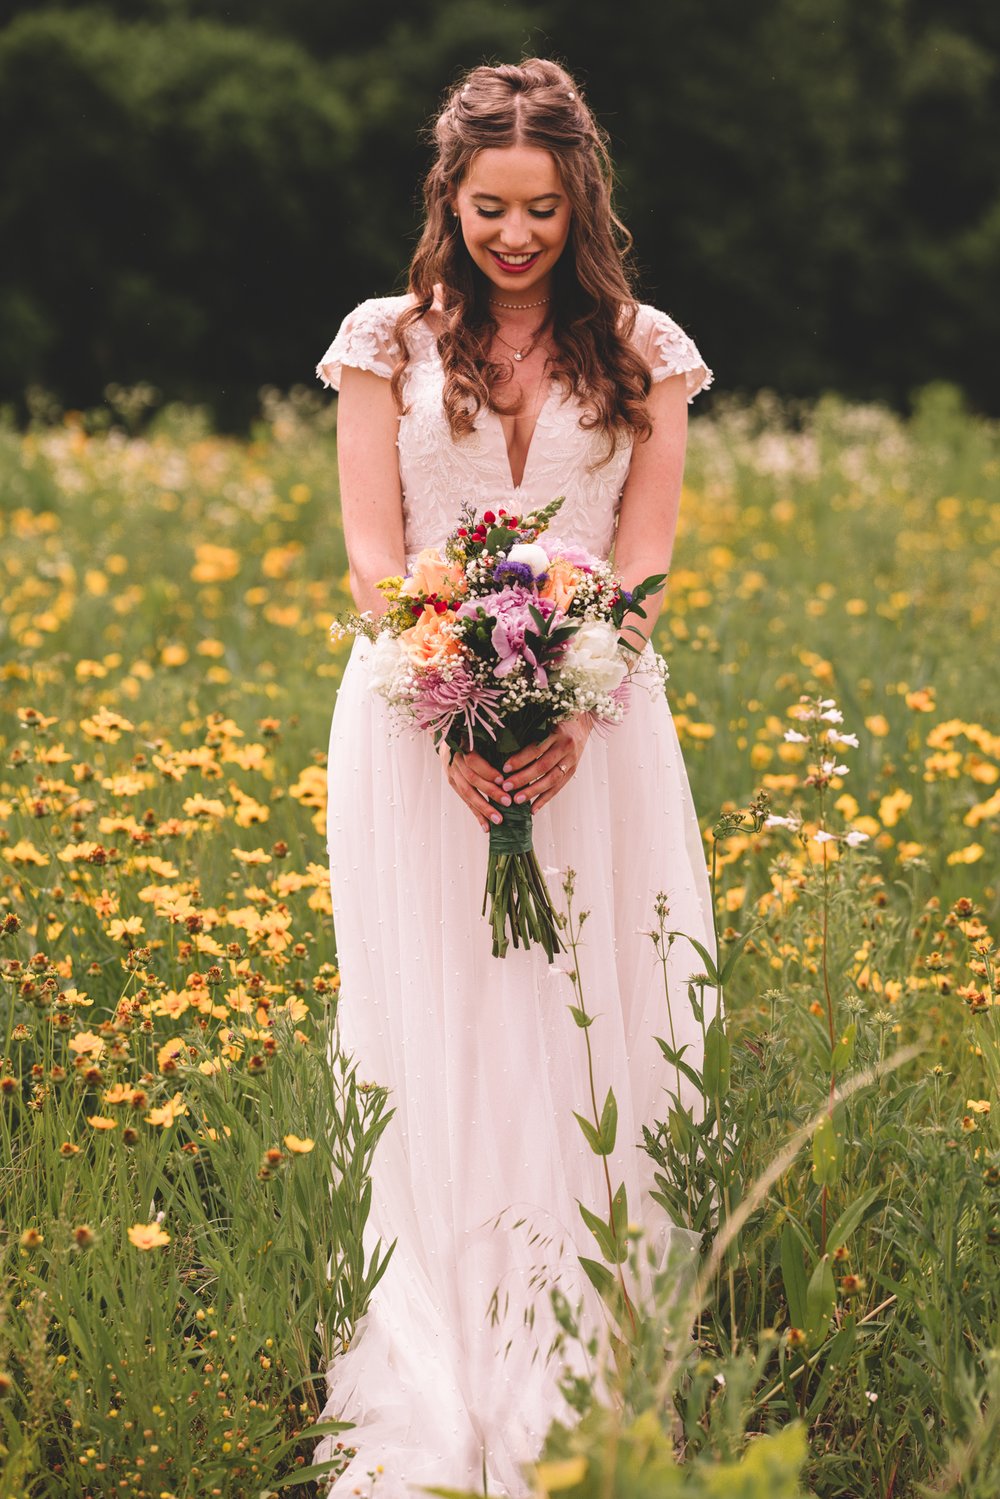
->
[367, 631, 405, 695]
[505, 542, 550, 578]
[560, 620, 626, 693]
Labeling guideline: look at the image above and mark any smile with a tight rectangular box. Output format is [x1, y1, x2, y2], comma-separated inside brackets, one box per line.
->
[488, 249, 542, 272]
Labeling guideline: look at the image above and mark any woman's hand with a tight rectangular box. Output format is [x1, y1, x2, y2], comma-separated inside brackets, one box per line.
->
[438, 741, 512, 833]
[497, 713, 595, 816]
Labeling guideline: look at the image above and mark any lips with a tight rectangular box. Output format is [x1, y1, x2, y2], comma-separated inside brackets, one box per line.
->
[488, 248, 542, 273]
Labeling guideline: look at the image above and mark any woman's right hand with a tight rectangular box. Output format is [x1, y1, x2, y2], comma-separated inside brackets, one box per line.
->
[437, 741, 512, 832]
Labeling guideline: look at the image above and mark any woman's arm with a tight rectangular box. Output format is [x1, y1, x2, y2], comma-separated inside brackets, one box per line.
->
[611, 369, 690, 650]
[336, 365, 407, 618]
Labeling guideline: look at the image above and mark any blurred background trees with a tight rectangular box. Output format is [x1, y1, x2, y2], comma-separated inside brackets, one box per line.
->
[1, 0, 996, 429]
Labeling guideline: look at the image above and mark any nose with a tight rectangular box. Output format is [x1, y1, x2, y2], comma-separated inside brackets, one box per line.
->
[498, 212, 533, 250]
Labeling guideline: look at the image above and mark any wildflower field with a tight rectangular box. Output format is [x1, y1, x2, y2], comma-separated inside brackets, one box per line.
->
[1, 378, 997, 1498]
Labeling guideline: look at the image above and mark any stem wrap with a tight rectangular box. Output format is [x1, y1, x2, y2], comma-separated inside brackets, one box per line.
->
[488, 800, 534, 856]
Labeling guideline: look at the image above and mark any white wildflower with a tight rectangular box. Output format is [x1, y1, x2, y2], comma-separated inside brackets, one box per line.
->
[784, 729, 809, 743]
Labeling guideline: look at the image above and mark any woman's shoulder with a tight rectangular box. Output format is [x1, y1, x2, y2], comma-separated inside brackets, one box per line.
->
[626, 300, 714, 403]
[316, 292, 433, 392]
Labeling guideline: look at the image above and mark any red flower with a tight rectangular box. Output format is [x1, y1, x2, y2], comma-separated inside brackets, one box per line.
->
[483, 510, 496, 524]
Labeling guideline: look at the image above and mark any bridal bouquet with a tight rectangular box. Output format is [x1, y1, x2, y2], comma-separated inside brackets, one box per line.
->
[333, 497, 666, 959]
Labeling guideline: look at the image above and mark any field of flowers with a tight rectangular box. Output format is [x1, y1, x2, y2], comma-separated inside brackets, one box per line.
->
[0, 376, 997, 1497]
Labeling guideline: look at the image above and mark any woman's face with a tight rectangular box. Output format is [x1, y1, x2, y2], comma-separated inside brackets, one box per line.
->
[451, 146, 572, 305]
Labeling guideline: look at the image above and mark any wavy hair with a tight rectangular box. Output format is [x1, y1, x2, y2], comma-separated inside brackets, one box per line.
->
[388, 58, 654, 466]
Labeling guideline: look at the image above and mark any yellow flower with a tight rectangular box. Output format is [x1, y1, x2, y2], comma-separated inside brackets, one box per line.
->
[905, 687, 936, 713]
[127, 1222, 171, 1250]
[107, 916, 145, 942]
[79, 705, 135, 741]
[86, 1115, 118, 1130]
[878, 789, 912, 828]
[966, 1099, 991, 1114]
[283, 1134, 315, 1154]
[145, 1092, 189, 1128]
[4, 838, 50, 866]
[965, 789, 1000, 828]
[191, 544, 240, 583]
[947, 844, 984, 865]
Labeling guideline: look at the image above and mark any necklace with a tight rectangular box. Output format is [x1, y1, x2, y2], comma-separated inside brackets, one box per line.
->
[492, 320, 550, 363]
[489, 296, 550, 309]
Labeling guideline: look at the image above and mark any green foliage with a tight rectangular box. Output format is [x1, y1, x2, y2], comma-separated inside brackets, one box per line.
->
[2, 2, 1000, 422]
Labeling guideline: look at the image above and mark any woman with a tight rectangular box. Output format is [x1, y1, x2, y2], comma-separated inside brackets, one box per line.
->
[313, 57, 717, 1499]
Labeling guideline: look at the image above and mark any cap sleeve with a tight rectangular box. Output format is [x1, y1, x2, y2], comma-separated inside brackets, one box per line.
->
[633, 303, 713, 402]
[315, 297, 402, 392]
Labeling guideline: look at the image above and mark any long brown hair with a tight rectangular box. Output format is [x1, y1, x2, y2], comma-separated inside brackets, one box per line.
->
[388, 58, 654, 466]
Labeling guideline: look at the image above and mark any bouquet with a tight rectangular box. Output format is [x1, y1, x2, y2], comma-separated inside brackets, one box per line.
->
[333, 497, 667, 959]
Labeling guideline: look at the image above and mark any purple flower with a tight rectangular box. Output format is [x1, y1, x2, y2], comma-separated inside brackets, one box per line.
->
[491, 559, 535, 588]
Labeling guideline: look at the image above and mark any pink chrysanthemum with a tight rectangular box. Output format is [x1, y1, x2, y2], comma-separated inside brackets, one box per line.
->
[412, 666, 505, 751]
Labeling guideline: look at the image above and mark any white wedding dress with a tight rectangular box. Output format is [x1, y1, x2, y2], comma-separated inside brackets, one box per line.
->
[312, 293, 718, 1497]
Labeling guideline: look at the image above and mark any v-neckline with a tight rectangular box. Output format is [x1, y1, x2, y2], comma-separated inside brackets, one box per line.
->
[491, 378, 557, 491]
[422, 304, 558, 491]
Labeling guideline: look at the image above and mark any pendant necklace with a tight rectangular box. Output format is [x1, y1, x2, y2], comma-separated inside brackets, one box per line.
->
[492, 319, 550, 363]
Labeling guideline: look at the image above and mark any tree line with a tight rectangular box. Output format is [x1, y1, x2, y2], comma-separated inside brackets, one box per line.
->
[1, 0, 995, 429]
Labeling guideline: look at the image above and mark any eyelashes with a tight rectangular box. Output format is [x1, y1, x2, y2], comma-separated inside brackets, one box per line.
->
[474, 208, 557, 219]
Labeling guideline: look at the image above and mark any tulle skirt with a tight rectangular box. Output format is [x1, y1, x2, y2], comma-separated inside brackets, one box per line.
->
[313, 633, 718, 1498]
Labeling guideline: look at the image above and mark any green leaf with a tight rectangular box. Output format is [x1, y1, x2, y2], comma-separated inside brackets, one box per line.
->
[579, 1255, 616, 1300]
[702, 1016, 731, 1099]
[717, 927, 758, 987]
[812, 1113, 843, 1187]
[668, 933, 720, 987]
[780, 1220, 809, 1332]
[610, 1180, 628, 1245]
[831, 1022, 857, 1071]
[567, 1004, 594, 1029]
[826, 1185, 882, 1254]
[598, 1087, 618, 1155]
[573, 1111, 604, 1155]
[578, 1201, 620, 1263]
[805, 1253, 836, 1346]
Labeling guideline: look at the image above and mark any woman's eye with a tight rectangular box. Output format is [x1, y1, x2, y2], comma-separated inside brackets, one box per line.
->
[474, 208, 557, 219]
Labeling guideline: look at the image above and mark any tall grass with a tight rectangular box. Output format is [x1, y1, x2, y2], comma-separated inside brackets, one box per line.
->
[0, 378, 996, 1495]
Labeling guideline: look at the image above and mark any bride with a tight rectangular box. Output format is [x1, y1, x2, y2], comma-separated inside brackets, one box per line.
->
[313, 56, 718, 1499]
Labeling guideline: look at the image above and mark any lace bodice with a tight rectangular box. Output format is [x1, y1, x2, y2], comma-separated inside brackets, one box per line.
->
[316, 294, 712, 565]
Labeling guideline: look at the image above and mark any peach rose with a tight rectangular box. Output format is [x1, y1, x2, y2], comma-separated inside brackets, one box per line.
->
[398, 605, 463, 668]
[399, 548, 467, 602]
[538, 557, 582, 611]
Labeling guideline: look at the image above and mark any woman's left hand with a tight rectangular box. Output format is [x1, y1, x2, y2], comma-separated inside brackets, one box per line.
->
[498, 713, 595, 815]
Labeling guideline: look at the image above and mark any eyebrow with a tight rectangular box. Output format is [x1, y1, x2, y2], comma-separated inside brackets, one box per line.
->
[470, 192, 563, 203]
